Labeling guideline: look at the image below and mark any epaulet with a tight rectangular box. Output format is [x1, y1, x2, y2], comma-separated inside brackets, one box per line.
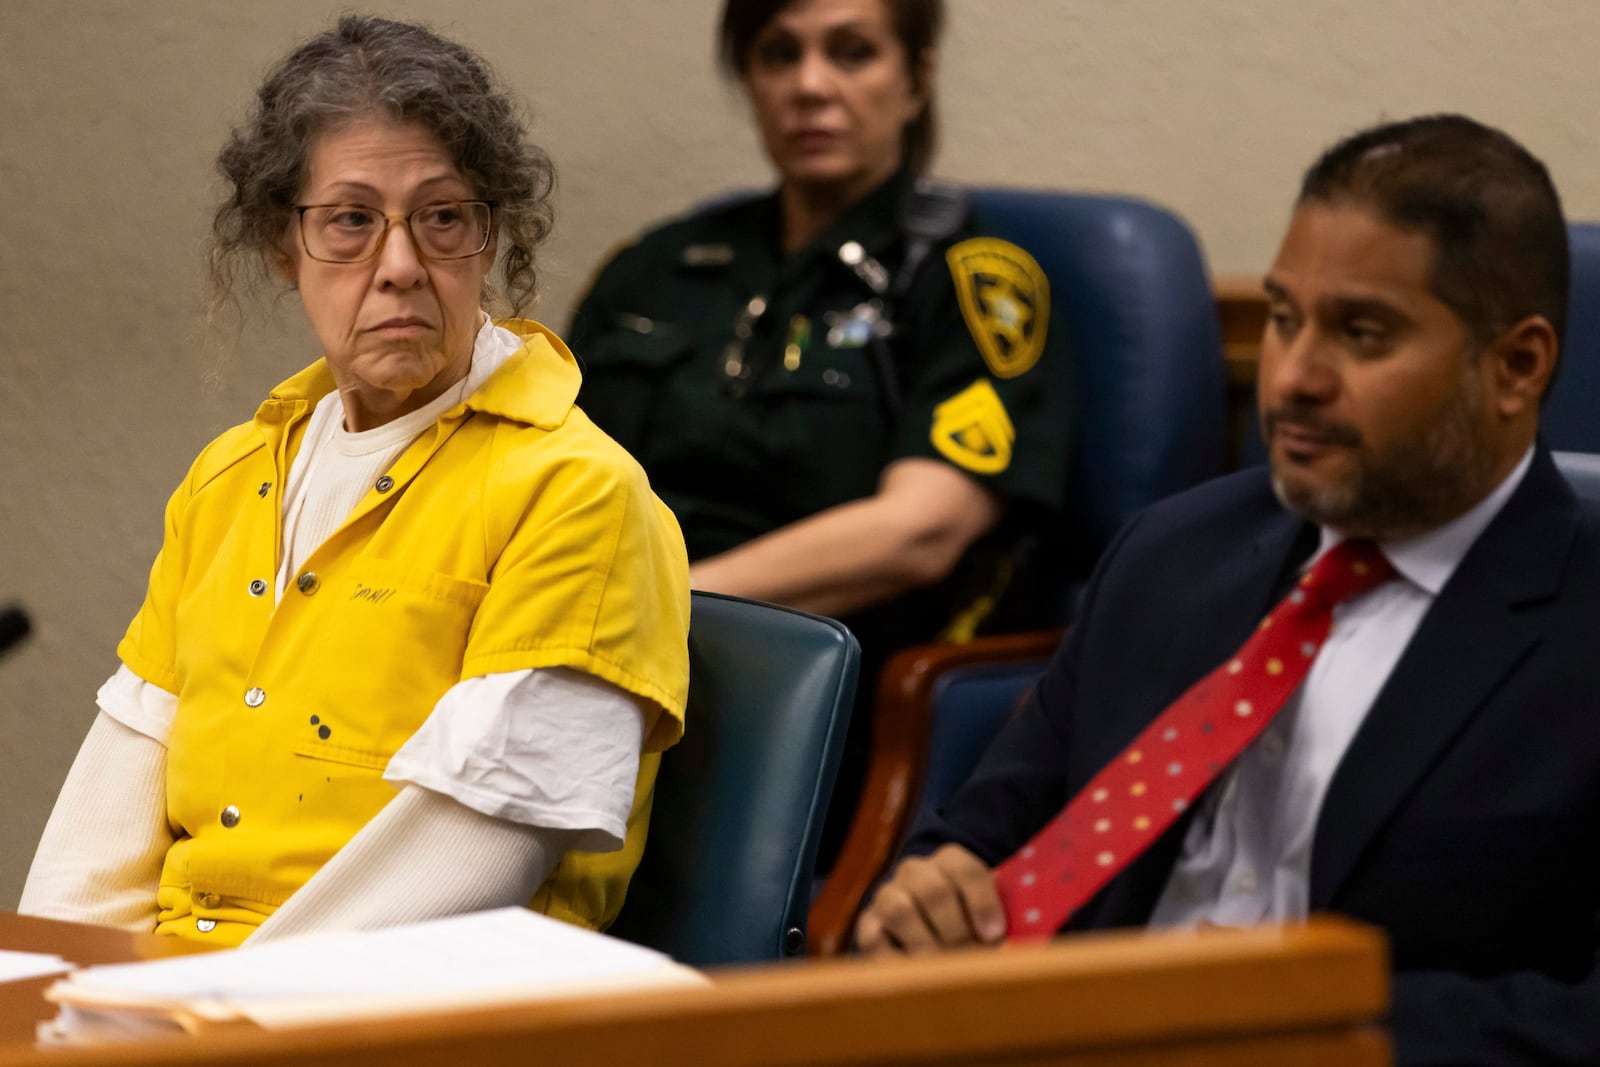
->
[890, 178, 970, 301]
[899, 178, 970, 244]
[675, 191, 769, 268]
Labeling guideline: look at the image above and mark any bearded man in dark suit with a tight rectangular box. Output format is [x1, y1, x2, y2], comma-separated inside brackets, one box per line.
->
[857, 115, 1599, 1066]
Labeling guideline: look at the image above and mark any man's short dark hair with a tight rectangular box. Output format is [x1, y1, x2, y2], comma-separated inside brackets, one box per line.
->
[1299, 114, 1569, 346]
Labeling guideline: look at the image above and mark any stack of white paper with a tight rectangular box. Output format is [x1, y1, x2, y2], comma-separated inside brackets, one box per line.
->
[0, 949, 72, 984]
[42, 908, 705, 1044]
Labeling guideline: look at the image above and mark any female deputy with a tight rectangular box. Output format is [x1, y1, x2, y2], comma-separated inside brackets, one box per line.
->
[568, 0, 1071, 859]
[19, 16, 690, 946]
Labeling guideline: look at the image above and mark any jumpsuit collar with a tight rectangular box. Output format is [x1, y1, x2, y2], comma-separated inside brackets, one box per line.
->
[255, 319, 581, 434]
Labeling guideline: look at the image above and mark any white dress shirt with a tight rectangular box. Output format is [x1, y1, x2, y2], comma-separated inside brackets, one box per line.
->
[1148, 447, 1534, 927]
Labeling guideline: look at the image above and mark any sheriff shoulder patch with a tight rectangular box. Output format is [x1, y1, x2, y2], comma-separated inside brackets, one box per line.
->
[945, 237, 1050, 379]
[930, 379, 1016, 475]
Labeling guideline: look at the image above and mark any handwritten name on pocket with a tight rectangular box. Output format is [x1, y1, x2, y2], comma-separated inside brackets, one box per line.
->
[350, 583, 398, 605]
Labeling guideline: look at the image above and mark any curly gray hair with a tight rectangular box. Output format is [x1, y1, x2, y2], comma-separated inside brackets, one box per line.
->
[209, 14, 553, 315]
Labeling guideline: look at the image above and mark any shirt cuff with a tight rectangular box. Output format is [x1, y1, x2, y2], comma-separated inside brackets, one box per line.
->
[383, 666, 646, 853]
[96, 664, 177, 746]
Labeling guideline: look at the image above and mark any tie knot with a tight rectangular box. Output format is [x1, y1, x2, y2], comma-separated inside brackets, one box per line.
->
[1299, 539, 1395, 607]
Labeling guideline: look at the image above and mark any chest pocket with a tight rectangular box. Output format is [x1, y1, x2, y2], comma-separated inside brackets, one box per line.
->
[747, 347, 890, 511]
[577, 324, 694, 454]
[287, 558, 489, 769]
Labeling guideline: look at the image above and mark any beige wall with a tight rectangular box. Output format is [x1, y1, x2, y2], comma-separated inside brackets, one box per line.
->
[3, 0, 1598, 904]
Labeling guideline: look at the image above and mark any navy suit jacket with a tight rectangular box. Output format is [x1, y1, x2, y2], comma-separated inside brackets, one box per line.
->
[908, 446, 1600, 1065]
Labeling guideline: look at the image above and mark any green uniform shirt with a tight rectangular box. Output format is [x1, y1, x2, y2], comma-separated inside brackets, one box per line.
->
[569, 171, 1073, 642]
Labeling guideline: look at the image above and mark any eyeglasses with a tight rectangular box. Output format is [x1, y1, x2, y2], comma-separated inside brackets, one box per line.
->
[293, 201, 494, 264]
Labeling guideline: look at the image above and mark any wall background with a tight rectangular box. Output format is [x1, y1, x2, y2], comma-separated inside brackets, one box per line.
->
[4, 0, 1598, 903]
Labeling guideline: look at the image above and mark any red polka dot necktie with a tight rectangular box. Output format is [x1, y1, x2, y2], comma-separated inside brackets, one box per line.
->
[994, 538, 1396, 941]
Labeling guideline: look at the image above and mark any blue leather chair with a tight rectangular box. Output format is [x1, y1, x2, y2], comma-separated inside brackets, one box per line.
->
[1555, 450, 1600, 503]
[608, 591, 858, 967]
[969, 189, 1229, 591]
[1547, 224, 1600, 452]
[909, 656, 1052, 832]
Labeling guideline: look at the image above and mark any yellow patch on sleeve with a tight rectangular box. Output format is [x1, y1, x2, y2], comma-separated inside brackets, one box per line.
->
[930, 379, 1016, 475]
[946, 237, 1050, 379]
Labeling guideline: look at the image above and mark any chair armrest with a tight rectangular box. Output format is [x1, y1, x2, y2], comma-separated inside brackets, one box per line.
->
[807, 629, 1064, 957]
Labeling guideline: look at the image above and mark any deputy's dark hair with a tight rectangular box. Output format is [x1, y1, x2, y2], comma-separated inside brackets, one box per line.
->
[1299, 114, 1568, 346]
[718, 0, 943, 175]
[209, 14, 553, 315]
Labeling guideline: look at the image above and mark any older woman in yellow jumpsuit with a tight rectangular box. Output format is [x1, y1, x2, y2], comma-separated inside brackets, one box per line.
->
[20, 15, 690, 946]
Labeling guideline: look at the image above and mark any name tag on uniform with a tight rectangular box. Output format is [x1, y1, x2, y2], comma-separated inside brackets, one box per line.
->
[681, 243, 734, 267]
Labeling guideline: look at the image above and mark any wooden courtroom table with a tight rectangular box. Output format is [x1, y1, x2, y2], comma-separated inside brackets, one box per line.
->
[0, 912, 1389, 1067]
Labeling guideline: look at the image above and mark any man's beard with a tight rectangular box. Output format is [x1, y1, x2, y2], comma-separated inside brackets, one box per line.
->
[1265, 371, 1494, 539]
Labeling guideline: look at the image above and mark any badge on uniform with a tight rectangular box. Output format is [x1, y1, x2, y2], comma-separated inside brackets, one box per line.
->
[945, 238, 1049, 379]
[824, 300, 888, 349]
[930, 379, 1016, 475]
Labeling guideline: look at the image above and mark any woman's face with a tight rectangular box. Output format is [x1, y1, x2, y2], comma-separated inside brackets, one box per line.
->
[744, 0, 928, 202]
[278, 117, 494, 431]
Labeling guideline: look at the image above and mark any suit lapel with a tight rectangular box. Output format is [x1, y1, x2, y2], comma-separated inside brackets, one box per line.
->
[1310, 448, 1579, 906]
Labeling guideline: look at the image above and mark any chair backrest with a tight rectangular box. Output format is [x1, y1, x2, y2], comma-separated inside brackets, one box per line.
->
[908, 657, 1053, 836]
[969, 188, 1229, 593]
[607, 591, 858, 967]
[1555, 450, 1600, 505]
[1547, 224, 1600, 453]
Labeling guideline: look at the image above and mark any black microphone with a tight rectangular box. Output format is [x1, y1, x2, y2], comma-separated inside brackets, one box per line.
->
[0, 606, 32, 659]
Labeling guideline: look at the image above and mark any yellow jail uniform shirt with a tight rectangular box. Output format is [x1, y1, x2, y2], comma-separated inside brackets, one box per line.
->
[116, 320, 690, 945]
